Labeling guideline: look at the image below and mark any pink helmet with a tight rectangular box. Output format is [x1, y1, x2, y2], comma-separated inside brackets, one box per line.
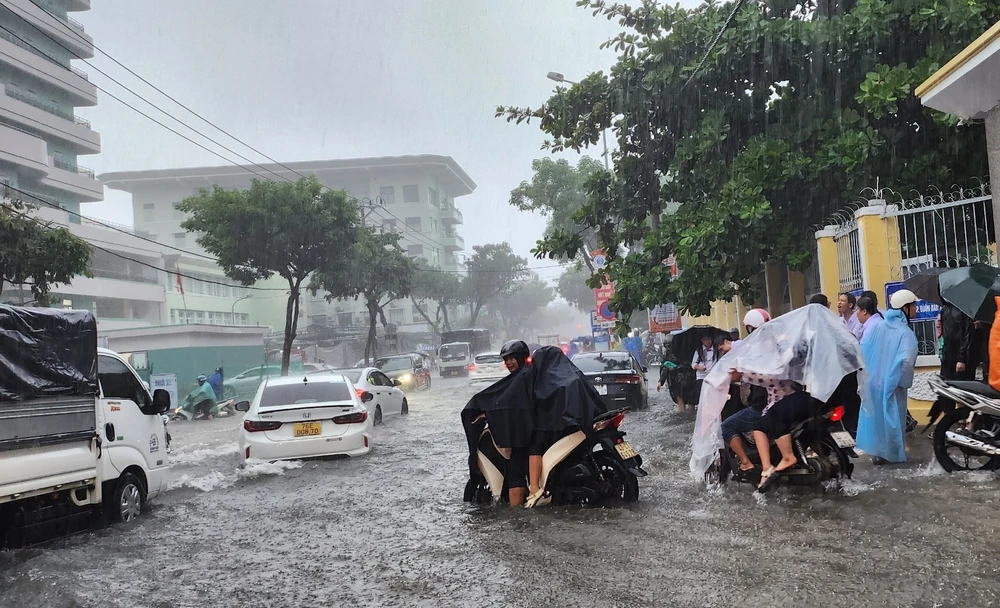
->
[743, 308, 771, 330]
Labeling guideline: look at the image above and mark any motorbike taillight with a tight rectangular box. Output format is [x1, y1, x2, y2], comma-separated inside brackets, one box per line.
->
[826, 405, 845, 422]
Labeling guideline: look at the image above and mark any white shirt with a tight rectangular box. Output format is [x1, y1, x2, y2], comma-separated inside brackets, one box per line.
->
[692, 348, 717, 380]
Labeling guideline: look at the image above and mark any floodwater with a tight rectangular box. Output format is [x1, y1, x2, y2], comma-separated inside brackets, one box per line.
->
[3, 374, 1000, 607]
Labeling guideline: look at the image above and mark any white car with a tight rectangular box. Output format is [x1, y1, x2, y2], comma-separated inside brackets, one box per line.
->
[336, 367, 409, 425]
[236, 374, 373, 462]
[471, 352, 507, 379]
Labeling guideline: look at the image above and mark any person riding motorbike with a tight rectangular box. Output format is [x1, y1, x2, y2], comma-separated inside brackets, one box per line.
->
[208, 367, 224, 401]
[179, 375, 219, 420]
[719, 309, 771, 473]
[498, 340, 537, 506]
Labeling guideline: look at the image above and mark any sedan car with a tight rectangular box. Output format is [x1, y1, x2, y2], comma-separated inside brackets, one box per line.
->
[372, 354, 431, 391]
[223, 362, 334, 400]
[571, 351, 649, 410]
[334, 367, 408, 425]
[471, 352, 507, 380]
[235, 374, 373, 462]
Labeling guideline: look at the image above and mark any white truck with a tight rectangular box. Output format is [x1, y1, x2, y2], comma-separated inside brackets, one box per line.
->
[0, 306, 171, 548]
[538, 334, 561, 347]
[439, 342, 473, 377]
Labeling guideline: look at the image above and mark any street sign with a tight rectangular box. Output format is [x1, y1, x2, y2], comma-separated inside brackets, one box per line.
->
[885, 281, 939, 321]
[594, 280, 616, 321]
[592, 249, 607, 269]
[649, 304, 682, 333]
[591, 310, 615, 331]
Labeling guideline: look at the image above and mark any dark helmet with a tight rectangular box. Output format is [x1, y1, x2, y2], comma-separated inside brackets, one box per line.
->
[500, 340, 530, 362]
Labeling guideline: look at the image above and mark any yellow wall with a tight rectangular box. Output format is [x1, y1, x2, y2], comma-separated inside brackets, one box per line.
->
[815, 227, 840, 300]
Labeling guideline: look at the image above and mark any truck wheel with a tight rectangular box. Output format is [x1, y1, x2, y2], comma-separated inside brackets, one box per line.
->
[107, 473, 145, 524]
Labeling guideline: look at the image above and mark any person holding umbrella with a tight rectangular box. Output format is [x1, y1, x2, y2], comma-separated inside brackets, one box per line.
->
[856, 289, 920, 464]
[925, 290, 973, 429]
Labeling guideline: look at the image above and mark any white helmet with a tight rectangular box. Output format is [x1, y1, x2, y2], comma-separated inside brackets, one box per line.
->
[743, 308, 770, 330]
[890, 289, 918, 309]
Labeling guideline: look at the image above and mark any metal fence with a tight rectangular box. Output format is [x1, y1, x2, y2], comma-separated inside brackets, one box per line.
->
[833, 215, 863, 293]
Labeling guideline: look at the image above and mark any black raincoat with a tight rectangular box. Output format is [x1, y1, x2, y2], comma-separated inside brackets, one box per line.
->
[461, 346, 607, 478]
[928, 301, 974, 423]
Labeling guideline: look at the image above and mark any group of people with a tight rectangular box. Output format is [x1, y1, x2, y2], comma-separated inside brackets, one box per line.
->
[178, 366, 224, 420]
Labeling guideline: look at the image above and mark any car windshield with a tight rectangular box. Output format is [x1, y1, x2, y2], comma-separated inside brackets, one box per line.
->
[258, 381, 352, 408]
[441, 344, 470, 357]
[475, 354, 502, 364]
[374, 357, 412, 372]
[573, 355, 633, 373]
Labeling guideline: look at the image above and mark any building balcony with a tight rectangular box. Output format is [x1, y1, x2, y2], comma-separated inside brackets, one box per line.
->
[4, 0, 94, 59]
[0, 85, 101, 154]
[41, 155, 103, 202]
[442, 233, 465, 252]
[48, 274, 166, 304]
[67, 0, 91, 11]
[0, 32, 97, 105]
[0, 122, 49, 174]
[441, 203, 463, 225]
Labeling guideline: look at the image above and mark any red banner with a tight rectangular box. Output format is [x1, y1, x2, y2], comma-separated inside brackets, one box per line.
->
[593, 280, 616, 321]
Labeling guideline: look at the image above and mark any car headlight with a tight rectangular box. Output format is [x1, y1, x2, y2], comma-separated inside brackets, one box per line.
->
[399, 373, 413, 382]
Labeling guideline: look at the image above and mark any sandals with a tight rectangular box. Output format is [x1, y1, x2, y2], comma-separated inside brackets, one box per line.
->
[756, 467, 779, 493]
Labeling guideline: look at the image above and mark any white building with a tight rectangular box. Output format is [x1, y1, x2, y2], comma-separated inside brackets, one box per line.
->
[0, 0, 170, 330]
[99, 155, 476, 332]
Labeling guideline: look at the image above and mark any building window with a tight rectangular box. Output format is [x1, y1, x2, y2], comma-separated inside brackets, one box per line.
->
[405, 217, 421, 232]
[337, 312, 353, 327]
[174, 232, 186, 247]
[428, 187, 439, 209]
[172, 202, 185, 219]
[402, 185, 419, 203]
[407, 244, 424, 257]
[379, 186, 395, 205]
[382, 219, 397, 234]
[142, 203, 155, 222]
[388, 308, 405, 325]
[411, 302, 426, 319]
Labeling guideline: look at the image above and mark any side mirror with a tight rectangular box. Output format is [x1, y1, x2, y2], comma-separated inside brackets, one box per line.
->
[360, 391, 374, 403]
[235, 400, 251, 412]
[151, 389, 171, 414]
[392, 378, 403, 387]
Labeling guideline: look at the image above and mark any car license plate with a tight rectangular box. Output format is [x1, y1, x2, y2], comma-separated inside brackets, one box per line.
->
[294, 422, 322, 437]
[830, 431, 855, 448]
[595, 384, 608, 395]
[614, 441, 638, 459]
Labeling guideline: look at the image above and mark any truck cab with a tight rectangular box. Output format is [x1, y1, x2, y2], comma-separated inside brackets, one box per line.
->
[439, 342, 473, 377]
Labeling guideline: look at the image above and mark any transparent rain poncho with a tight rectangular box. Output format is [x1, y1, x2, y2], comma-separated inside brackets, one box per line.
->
[689, 304, 866, 478]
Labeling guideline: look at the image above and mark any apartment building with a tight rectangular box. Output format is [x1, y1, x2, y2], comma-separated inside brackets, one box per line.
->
[99, 155, 476, 332]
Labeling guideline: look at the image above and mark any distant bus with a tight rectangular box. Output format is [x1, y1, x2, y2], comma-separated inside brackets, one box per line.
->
[440, 328, 492, 356]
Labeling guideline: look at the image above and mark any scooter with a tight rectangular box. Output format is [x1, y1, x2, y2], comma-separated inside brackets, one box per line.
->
[169, 398, 236, 422]
[706, 401, 857, 491]
[463, 408, 647, 507]
[928, 376, 1000, 472]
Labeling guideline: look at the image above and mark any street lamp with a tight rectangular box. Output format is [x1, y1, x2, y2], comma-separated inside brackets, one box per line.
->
[232, 294, 252, 322]
[547, 70, 609, 171]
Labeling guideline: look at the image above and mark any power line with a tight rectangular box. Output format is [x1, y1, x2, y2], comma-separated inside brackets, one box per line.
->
[23, 0, 320, 186]
[679, 0, 750, 93]
[0, 3, 293, 186]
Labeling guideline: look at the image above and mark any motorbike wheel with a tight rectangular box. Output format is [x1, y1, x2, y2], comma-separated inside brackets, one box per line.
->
[594, 453, 639, 503]
[704, 450, 731, 486]
[933, 407, 1000, 472]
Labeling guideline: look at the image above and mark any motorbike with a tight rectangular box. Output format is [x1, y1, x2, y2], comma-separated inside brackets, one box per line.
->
[705, 401, 858, 491]
[928, 376, 1000, 472]
[463, 408, 647, 507]
[169, 398, 236, 422]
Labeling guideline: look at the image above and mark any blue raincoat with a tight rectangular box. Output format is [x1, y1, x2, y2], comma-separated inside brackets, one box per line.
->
[856, 309, 918, 462]
[625, 335, 643, 364]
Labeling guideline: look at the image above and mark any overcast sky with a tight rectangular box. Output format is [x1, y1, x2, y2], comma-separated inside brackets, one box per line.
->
[75, 0, 655, 286]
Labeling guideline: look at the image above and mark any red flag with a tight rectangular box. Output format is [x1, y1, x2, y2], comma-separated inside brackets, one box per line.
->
[176, 266, 185, 295]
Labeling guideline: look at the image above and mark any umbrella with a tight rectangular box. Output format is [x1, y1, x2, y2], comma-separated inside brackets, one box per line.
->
[939, 264, 1000, 323]
[670, 325, 731, 368]
[903, 267, 948, 306]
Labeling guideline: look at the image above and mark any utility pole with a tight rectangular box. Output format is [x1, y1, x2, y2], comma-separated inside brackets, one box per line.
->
[356, 196, 386, 231]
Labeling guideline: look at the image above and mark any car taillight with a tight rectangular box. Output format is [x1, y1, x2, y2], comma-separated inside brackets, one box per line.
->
[469, 363, 477, 371]
[614, 376, 643, 385]
[333, 411, 368, 425]
[244, 419, 282, 432]
[355, 388, 366, 399]
[826, 405, 845, 422]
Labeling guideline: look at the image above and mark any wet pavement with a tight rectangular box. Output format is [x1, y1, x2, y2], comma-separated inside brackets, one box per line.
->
[3, 373, 1000, 607]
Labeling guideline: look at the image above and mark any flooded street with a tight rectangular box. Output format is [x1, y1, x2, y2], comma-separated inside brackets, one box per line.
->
[3, 374, 1000, 608]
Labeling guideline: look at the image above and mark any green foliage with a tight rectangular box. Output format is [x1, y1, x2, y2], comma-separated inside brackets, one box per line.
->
[179, 177, 360, 373]
[314, 228, 415, 362]
[0, 200, 91, 305]
[463, 243, 529, 325]
[499, 0, 997, 321]
[410, 260, 464, 336]
[489, 274, 555, 338]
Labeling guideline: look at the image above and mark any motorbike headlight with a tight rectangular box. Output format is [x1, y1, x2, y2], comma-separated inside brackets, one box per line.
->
[400, 373, 413, 382]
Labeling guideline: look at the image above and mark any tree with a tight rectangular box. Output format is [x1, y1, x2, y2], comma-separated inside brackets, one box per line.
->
[490, 274, 555, 338]
[179, 177, 359, 374]
[509, 157, 604, 269]
[0, 198, 91, 305]
[315, 228, 415, 363]
[410, 259, 463, 336]
[557, 263, 597, 312]
[498, 0, 999, 319]
[463, 243, 529, 326]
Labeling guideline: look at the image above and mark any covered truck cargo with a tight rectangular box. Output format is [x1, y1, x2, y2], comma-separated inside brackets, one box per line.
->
[0, 306, 99, 451]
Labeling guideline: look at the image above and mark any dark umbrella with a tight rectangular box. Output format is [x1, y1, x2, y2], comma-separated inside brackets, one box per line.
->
[939, 264, 1000, 323]
[526, 343, 543, 353]
[670, 325, 731, 367]
[903, 267, 948, 306]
